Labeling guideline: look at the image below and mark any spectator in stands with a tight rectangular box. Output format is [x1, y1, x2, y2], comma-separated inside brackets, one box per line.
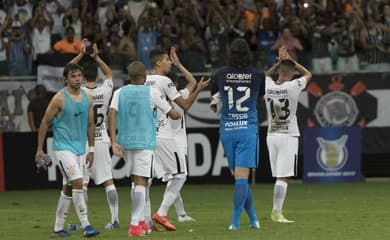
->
[43, 0, 66, 46]
[229, 16, 257, 65]
[117, 21, 137, 73]
[27, 84, 51, 131]
[271, 25, 303, 62]
[205, 21, 229, 70]
[381, 4, 390, 61]
[179, 22, 208, 72]
[309, 15, 334, 73]
[53, 26, 81, 54]
[256, 17, 278, 70]
[63, 8, 82, 41]
[0, 5, 9, 75]
[360, 14, 390, 72]
[10, 0, 33, 26]
[156, 22, 178, 52]
[333, 16, 360, 73]
[3, 21, 32, 76]
[106, 20, 122, 68]
[95, 0, 116, 34]
[30, 6, 53, 72]
[136, 15, 158, 70]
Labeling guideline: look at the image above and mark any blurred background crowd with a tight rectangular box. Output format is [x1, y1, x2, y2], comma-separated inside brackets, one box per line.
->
[0, 0, 389, 77]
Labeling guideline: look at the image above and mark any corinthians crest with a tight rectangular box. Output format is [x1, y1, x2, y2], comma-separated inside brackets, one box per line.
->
[316, 135, 348, 171]
[314, 91, 358, 126]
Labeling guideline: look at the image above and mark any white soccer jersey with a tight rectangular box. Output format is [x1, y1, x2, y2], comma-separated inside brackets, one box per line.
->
[171, 88, 189, 148]
[265, 76, 307, 136]
[145, 74, 181, 139]
[82, 78, 113, 143]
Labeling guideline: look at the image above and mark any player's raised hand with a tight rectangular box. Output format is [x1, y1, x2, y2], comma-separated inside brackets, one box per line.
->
[197, 77, 211, 91]
[90, 43, 98, 59]
[80, 38, 88, 55]
[170, 47, 180, 66]
[278, 46, 290, 61]
[112, 142, 123, 158]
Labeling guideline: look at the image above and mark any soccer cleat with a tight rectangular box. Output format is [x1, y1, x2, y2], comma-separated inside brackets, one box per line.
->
[178, 214, 195, 222]
[128, 224, 145, 237]
[83, 225, 100, 237]
[249, 221, 261, 229]
[104, 220, 120, 230]
[139, 221, 151, 235]
[270, 212, 295, 223]
[150, 225, 165, 232]
[51, 229, 72, 238]
[228, 224, 239, 231]
[152, 213, 177, 231]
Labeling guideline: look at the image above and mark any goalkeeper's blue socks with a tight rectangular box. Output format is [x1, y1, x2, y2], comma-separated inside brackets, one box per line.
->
[245, 187, 258, 224]
[231, 179, 248, 228]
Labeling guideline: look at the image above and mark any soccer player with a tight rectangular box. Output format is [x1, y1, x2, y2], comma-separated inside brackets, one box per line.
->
[69, 40, 119, 229]
[108, 61, 180, 237]
[35, 63, 99, 237]
[154, 49, 197, 224]
[264, 47, 312, 223]
[211, 38, 264, 230]
[145, 47, 210, 231]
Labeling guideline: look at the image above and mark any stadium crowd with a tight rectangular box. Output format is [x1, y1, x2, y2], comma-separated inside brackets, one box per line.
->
[0, 0, 389, 77]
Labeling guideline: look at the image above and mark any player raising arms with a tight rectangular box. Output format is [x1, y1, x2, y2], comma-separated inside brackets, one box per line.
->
[211, 38, 264, 231]
[264, 47, 312, 223]
[145, 47, 210, 231]
[69, 40, 119, 229]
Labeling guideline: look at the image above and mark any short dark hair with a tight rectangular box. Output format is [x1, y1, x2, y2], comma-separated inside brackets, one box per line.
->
[127, 61, 146, 83]
[228, 38, 251, 68]
[82, 61, 98, 82]
[63, 63, 82, 77]
[149, 48, 168, 67]
[279, 59, 296, 75]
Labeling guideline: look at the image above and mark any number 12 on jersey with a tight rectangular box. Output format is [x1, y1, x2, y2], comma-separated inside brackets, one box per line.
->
[224, 86, 250, 112]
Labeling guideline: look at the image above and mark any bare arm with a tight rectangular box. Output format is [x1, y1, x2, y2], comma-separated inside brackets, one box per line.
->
[167, 108, 180, 120]
[174, 77, 211, 111]
[292, 59, 312, 82]
[108, 108, 123, 158]
[265, 61, 280, 77]
[85, 94, 95, 168]
[28, 111, 37, 131]
[35, 92, 63, 156]
[90, 43, 112, 79]
[69, 38, 87, 64]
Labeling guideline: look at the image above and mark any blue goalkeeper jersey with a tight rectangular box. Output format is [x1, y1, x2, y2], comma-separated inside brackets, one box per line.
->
[213, 66, 265, 134]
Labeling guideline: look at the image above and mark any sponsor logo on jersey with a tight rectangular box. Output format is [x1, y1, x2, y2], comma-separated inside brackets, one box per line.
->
[93, 94, 104, 100]
[226, 73, 252, 80]
[316, 135, 348, 171]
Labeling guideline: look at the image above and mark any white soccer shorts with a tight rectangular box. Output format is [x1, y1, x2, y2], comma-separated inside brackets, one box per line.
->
[53, 150, 84, 185]
[123, 149, 153, 178]
[266, 135, 298, 178]
[154, 137, 187, 181]
[87, 141, 113, 185]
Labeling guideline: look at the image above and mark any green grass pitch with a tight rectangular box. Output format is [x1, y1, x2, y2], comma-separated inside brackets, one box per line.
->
[1, 181, 390, 240]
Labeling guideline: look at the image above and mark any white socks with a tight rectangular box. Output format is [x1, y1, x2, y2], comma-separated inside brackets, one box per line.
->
[54, 191, 72, 232]
[72, 189, 90, 229]
[157, 177, 186, 216]
[131, 185, 146, 226]
[144, 179, 153, 227]
[273, 180, 288, 214]
[174, 193, 186, 217]
[105, 184, 119, 223]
